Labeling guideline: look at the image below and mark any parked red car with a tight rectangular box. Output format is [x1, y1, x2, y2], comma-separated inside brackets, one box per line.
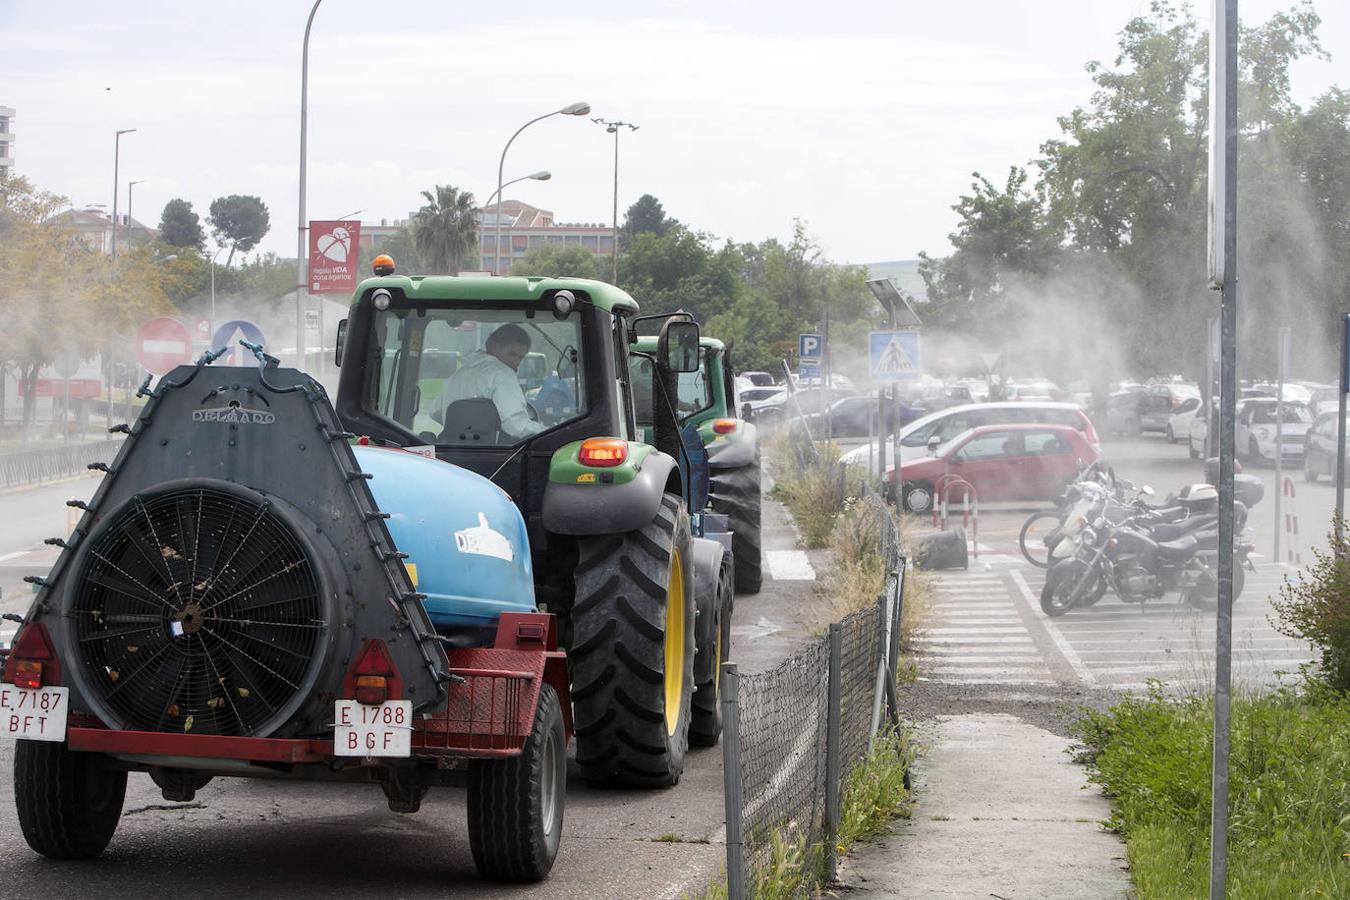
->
[891, 423, 1101, 512]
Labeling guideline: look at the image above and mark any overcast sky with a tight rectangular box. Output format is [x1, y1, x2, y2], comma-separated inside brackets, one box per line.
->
[2, 0, 1345, 266]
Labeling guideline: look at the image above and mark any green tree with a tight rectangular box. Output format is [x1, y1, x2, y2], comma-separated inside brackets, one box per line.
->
[207, 194, 271, 267]
[413, 185, 479, 274]
[158, 198, 205, 250]
[622, 194, 676, 238]
[511, 244, 603, 280]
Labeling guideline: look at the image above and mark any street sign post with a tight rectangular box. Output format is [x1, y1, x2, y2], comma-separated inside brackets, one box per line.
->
[1274, 327, 1291, 563]
[135, 317, 192, 376]
[1207, 1, 1238, 895]
[1336, 314, 1349, 546]
[869, 331, 920, 383]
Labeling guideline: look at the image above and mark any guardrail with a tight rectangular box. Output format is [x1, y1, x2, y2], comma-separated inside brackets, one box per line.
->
[720, 492, 906, 897]
[0, 439, 123, 490]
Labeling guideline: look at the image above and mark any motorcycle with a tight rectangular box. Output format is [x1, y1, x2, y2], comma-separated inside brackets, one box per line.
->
[1040, 486, 1255, 616]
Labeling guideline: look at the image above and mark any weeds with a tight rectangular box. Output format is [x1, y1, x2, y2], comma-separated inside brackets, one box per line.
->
[1271, 521, 1350, 692]
[1071, 682, 1350, 898]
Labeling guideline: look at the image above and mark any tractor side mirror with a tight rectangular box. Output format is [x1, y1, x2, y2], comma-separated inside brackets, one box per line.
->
[335, 319, 348, 367]
[659, 320, 700, 373]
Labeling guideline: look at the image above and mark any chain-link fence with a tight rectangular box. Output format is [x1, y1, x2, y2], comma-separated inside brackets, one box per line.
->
[0, 438, 123, 489]
[721, 506, 907, 898]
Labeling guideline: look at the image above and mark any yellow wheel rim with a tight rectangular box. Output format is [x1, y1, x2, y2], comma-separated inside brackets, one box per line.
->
[664, 548, 686, 736]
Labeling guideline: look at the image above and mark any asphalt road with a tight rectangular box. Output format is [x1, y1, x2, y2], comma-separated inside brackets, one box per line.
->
[913, 433, 1325, 698]
[0, 475, 832, 899]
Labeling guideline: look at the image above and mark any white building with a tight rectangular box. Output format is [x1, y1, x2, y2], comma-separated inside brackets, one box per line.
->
[0, 106, 14, 177]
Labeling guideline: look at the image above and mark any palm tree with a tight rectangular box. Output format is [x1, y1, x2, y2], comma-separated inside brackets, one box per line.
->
[413, 185, 479, 273]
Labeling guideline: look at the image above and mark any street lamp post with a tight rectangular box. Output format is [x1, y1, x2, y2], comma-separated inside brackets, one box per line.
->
[482, 171, 551, 270]
[592, 118, 639, 284]
[295, 0, 324, 370]
[110, 128, 136, 259]
[126, 180, 145, 249]
[495, 102, 590, 275]
[209, 245, 229, 329]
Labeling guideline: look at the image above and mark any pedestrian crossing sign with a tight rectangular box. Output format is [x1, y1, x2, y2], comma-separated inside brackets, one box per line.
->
[869, 331, 920, 382]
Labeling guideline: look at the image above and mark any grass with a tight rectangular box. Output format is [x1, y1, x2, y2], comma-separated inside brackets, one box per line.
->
[1071, 682, 1350, 898]
[692, 728, 915, 900]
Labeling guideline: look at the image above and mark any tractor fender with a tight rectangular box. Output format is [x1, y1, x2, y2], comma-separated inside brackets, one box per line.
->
[691, 536, 731, 687]
[542, 451, 680, 535]
[707, 421, 758, 469]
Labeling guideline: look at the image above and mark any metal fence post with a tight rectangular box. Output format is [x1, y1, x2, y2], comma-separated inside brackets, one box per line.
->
[869, 594, 887, 747]
[720, 662, 745, 900]
[886, 559, 906, 726]
[825, 624, 842, 883]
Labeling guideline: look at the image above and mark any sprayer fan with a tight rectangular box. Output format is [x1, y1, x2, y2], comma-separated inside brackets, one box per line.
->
[71, 485, 326, 736]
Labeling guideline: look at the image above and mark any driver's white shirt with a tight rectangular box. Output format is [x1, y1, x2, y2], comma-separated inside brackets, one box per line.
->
[439, 350, 545, 438]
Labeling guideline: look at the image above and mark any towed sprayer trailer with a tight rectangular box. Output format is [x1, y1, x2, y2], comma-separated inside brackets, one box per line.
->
[1, 264, 734, 883]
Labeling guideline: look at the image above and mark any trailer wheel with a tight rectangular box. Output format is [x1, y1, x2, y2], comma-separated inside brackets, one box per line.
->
[467, 684, 566, 882]
[710, 462, 762, 594]
[571, 494, 695, 787]
[690, 555, 733, 747]
[15, 740, 126, 859]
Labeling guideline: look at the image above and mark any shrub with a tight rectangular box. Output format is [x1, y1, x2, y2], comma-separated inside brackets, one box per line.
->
[1271, 522, 1350, 691]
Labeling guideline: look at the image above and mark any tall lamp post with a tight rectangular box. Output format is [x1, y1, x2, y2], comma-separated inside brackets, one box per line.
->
[483, 171, 551, 271]
[110, 128, 136, 259]
[495, 102, 590, 275]
[592, 118, 638, 284]
[126, 180, 145, 249]
[209, 245, 229, 328]
[295, 0, 324, 369]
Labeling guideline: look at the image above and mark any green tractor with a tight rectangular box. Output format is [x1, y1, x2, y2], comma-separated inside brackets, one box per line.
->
[333, 269, 736, 781]
[630, 335, 762, 594]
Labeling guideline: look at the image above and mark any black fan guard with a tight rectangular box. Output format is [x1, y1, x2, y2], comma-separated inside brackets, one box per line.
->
[69, 483, 332, 737]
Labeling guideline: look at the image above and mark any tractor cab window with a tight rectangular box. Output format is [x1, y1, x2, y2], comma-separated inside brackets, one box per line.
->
[367, 303, 586, 447]
[627, 348, 713, 427]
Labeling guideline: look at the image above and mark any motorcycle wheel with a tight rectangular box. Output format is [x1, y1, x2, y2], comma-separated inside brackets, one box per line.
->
[1184, 561, 1246, 608]
[1018, 511, 1061, 569]
[1040, 560, 1101, 617]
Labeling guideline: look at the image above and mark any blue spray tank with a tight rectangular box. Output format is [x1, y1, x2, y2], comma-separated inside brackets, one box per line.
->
[352, 446, 536, 637]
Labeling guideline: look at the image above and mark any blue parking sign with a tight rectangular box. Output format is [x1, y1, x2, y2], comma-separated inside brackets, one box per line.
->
[869, 331, 920, 382]
[799, 333, 823, 360]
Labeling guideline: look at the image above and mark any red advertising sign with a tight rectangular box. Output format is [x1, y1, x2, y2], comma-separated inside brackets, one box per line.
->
[136, 317, 192, 375]
[308, 219, 362, 294]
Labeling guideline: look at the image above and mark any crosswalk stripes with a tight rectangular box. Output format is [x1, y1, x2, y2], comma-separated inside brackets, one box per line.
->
[914, 570, 1056, 686]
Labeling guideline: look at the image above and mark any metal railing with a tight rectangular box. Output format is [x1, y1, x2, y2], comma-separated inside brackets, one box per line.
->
[720, 499, 907, 897]
[0, 439, 123, 490]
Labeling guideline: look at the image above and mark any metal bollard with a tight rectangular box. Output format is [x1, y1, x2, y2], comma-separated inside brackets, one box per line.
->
[720, 662, 745, 900]
[825, 623, 842, 883]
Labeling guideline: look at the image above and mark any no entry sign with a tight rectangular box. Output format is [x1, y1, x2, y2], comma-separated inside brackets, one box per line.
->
[136, 317, 192, 375]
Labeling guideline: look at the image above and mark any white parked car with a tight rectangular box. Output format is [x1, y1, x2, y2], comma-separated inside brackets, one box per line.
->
[1167, 395, 1203, 444]
[1236, 398, 1312, 465]
[839, 401, 1100, 471]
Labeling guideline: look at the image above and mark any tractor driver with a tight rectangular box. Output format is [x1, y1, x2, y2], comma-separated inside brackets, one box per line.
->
[438, 323, 545, 439]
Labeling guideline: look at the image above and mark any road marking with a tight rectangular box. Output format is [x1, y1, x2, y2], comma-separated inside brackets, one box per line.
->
[924, 627, 1030, 636]
[765, 550, 816, 581]
[913, 636, 1036, 645]
[1008, 568, 1096, 686]
[0, 550, 29, 563]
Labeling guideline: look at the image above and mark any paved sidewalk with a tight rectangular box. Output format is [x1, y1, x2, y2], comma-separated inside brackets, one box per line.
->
[838, 713, 1131, 898]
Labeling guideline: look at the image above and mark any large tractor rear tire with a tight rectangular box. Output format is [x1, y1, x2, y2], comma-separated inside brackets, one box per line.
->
[467, 684, 566, 882]
[571, 494, 696, 787]
[710, 462, 763, 594]
[690, 554, 733, 747]
[15, 740, 126, 859]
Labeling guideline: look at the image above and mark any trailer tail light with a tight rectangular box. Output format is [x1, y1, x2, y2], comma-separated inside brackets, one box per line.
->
[579, 438, 627, 467]
[712, 418, 738, 435]
[342, 639, 403, 706]
[2, 623, 60, 689]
